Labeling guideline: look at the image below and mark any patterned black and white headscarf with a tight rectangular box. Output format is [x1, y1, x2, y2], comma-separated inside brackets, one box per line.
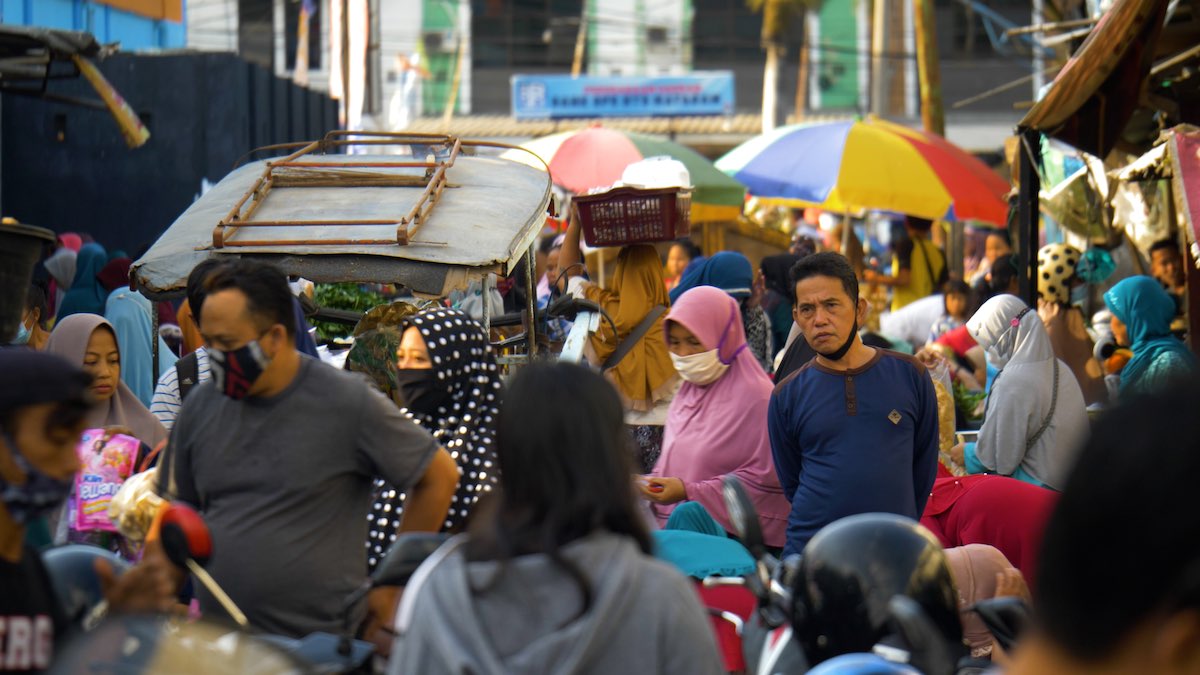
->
[366, 307, 503, 571]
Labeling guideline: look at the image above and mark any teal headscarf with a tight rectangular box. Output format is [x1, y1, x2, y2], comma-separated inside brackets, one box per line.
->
[1104, 275, 1196, 397]
[668, 251, 753, 304]
[56, 243, 109, 320]
[104, 287, 178, 407]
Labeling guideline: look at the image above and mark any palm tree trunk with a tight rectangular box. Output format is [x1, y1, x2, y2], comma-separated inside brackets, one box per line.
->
[762, 43, 780, 132]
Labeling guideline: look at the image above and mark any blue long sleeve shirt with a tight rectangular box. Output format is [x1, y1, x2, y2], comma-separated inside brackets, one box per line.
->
[768, 349, 940, 557]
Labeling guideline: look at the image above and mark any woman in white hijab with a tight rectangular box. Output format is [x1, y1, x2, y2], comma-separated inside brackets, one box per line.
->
[948, 294, 1089, 490]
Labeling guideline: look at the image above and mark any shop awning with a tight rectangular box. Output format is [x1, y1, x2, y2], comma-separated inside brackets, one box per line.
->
[1018, 0, 1169, 158]
[1169, 125, 1200, 258]
[0, 25, 148, 148]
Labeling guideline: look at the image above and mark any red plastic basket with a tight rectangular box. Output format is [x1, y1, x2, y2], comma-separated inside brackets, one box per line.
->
[572, 186, 692, 247]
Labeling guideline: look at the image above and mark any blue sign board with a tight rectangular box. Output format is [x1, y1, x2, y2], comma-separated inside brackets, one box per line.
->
[511, 72, 735, 120]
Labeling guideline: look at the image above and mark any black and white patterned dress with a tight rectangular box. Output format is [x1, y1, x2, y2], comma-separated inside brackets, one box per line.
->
[365, 308, 503, 571]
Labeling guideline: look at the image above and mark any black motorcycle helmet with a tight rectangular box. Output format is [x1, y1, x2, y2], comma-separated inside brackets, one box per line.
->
[792, 513, 963, 665]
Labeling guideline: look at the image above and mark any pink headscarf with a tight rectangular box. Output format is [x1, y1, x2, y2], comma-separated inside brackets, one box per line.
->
[944, 544, 1025, 658]
[57, 233, 83, 252]
[651, 286, 791, 547]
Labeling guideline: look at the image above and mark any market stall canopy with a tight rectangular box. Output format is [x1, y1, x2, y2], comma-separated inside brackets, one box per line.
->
[716, 116, 1011, 226]
[0, 25, 148, 147]
[1018, 0, 1169, 158]
[131, 152, 552, 300]
[1169, 124, 1200, 259]
[0, 25, 99, 66]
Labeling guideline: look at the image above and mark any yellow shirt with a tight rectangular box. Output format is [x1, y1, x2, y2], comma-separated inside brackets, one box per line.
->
[891, 237, 945, 312]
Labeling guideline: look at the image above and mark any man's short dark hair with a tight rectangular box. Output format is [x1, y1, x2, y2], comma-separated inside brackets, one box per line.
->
[202, 261, 295, 337]
[1149, 238, 1180, 256]
[906, 216, 934, 232]
[790, 252, 859, 304]
[186, 258, 228, 325]
[1036, 379, 1200, 661]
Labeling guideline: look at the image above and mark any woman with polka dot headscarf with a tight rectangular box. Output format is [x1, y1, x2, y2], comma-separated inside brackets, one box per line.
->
[348, 307, 502, 571]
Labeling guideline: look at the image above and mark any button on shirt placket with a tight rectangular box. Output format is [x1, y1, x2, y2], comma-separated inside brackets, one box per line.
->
[845, 375, 857, 416]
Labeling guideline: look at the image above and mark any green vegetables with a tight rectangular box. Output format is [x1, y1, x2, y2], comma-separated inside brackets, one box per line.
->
[953, 382, 987, 423]
[312, 283, 385, 342]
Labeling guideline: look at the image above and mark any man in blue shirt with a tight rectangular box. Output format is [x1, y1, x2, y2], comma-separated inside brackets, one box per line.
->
[768, 252, 939, 556]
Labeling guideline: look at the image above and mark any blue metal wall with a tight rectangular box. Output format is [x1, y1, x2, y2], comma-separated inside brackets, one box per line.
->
[0, 0, 185, 50]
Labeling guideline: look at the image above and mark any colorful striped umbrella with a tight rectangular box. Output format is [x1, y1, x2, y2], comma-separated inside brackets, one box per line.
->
[502, 126, 746, 221]
[716, 116, 1012, 226]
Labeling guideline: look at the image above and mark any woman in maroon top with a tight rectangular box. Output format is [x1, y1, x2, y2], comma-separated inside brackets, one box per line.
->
[921, 465, 1058, 585]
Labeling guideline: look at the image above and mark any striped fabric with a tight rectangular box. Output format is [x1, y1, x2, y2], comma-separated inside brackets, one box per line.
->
[150, 348, 211, 431]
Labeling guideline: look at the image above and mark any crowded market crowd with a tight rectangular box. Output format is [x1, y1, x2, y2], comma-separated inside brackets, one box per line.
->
[2, 211, 1199, 675]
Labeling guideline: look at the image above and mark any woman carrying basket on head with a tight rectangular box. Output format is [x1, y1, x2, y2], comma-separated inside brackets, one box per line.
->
[557, 203, 680, 473]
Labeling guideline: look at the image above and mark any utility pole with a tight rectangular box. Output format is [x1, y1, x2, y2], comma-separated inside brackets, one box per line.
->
[341, 0, 351, 128]
[571, 0, 588, 76]
[912, 0, 944, 136]
[1016, 129, 1039, 306]
[870, 0, 887, 115]
[794, 11, 811, 120]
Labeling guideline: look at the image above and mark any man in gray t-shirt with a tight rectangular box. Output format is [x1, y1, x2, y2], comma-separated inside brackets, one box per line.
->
[161, 262, 459, 638]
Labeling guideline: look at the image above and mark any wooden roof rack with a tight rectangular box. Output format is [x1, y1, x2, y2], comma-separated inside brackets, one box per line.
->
[213, 131, 462, 248]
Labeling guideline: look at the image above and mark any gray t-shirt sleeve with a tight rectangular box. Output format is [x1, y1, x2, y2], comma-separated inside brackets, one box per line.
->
[354, 383, 441, 489]
[159, 398, 200, 506]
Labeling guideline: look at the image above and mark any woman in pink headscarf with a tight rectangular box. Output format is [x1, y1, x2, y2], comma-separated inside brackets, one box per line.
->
[640, 285, 791, 548]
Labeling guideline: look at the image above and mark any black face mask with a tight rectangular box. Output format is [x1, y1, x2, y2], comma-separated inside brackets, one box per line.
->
[821, 317, 859, 362]
[393, 369, 453, 418]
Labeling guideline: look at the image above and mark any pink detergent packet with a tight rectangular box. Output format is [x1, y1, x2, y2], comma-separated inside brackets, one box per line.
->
[73, 429, 139, 532]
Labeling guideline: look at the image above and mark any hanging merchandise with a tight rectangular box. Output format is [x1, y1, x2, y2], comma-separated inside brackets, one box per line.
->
[1076, 248, 1117, 284]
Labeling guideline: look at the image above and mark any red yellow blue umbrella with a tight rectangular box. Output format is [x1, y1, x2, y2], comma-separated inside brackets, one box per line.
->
[716, 116, 1011, 226]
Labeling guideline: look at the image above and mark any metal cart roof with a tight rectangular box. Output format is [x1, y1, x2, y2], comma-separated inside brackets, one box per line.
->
[131, 136, 552, 300]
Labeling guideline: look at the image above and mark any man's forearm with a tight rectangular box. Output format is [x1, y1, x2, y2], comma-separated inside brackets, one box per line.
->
[397, 448, 458, 533]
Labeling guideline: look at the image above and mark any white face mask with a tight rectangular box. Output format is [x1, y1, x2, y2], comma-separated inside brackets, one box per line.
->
[670, 349, 730, 386]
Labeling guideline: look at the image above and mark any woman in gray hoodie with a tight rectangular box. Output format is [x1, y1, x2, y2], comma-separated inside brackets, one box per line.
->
[388, 361, 723, 675]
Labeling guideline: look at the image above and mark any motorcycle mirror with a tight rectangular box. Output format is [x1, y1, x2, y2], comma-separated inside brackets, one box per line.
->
[887, 595, 965, 675]
[722, 476, 765, 558]
[160, 503, 250, 628]
[371, 533, 450, 588]
[160, 503, 213, 568]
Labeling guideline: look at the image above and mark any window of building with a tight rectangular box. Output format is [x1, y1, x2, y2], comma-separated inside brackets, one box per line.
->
[238, 0, 274, 70]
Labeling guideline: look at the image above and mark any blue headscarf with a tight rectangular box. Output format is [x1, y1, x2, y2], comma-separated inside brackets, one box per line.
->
[1104, 275, 1196, 397]
[104, 287, 179, 407]
[668, 251, 753, 304]
[56, 243, 109, 320]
